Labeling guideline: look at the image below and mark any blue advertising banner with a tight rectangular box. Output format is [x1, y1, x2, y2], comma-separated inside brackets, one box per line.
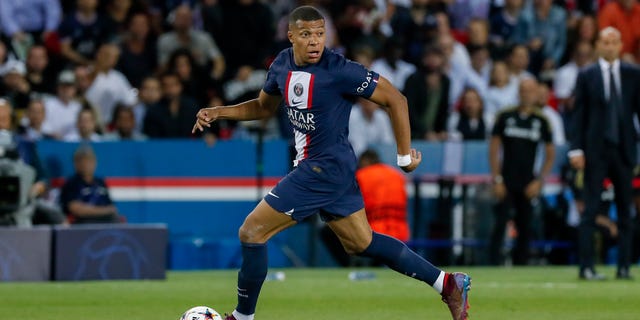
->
[0, 227, 51, 281]
[53, 224, 168, 281]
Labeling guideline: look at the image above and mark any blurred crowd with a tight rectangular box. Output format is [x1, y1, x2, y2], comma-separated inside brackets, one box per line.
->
[0, 0, 633, 147]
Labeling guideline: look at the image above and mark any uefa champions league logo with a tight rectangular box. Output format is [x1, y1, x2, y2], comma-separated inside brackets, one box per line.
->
[294, 83, 304, 96]
[73, 230, 150, 280]
[0, 240, 24, 281]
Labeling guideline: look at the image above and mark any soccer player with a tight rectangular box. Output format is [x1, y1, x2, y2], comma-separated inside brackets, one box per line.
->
[192, 6, 471, 320]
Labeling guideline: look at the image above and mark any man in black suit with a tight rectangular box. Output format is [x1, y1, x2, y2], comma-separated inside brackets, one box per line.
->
[570, 27, 638, 280]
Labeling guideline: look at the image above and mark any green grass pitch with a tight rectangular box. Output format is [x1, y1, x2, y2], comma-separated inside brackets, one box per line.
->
[0, 266, 637, 320]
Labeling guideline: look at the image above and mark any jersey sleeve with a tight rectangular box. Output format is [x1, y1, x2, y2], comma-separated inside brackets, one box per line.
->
[262, 54, 283, 96]
[540, 116, 553, 143]
[337, 58, 380, 98]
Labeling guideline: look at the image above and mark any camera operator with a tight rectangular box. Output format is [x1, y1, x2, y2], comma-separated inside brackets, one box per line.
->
[0, 98, 63, 226]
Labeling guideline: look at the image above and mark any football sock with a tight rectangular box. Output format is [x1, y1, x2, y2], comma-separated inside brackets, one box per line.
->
[433, 271, 446, 294]
[235, 242, 268, 316]
[360, 232, 443, 292]
[232, 310, 254, 320]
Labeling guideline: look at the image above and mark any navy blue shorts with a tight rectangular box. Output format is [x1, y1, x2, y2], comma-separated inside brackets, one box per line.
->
[264, 160, 364, 222]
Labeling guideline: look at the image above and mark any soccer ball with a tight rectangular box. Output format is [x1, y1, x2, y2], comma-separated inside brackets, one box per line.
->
[179, 306, 223, 320]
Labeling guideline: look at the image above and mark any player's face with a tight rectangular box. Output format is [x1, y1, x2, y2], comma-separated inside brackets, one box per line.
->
[288, 19, 326, 66]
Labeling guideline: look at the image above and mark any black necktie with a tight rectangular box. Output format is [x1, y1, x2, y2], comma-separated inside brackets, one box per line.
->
[606, 66, 621, 145]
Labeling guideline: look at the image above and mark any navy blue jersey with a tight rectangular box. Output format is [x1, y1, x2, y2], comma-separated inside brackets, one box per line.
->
[263, 48, 380, 172]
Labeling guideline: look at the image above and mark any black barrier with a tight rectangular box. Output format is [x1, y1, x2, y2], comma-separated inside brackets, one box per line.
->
[0, 227, 51, 281]
[53, 224, 168, 281]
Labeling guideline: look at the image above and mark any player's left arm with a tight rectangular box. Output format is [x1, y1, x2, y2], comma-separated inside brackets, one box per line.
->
[367, 76, 421, 173]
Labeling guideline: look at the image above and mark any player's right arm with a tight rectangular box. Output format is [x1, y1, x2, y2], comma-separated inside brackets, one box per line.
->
[192, 91, 282, 133]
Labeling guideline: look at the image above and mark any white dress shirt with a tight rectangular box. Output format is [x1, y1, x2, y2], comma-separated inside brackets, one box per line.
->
[41, 97, 82, 138]
[85, 69, 138, 126]
[553, 61, 579, 99]
[598, 58, 621, 100]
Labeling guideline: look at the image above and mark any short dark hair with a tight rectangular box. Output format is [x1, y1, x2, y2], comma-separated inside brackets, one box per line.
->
[289, 6, 324, 24]
[358, 149, 381, 168]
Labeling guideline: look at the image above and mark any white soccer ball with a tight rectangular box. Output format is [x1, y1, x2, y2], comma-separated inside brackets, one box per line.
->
[179, 306, 223, 320]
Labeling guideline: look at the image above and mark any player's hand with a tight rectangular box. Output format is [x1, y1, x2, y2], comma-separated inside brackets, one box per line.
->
[192, 107, 219, 133]
[524, 179, 542, 199]
[569, 154, 585, 170]
[400, 149, 422, 173]
[493, 182, 507, 201]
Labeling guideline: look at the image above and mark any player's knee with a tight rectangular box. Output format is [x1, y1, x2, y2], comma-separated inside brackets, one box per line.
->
[342, 241, 369, 256]
[238, 223, 262, 243]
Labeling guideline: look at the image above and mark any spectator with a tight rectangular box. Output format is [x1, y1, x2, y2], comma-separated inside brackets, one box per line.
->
[468, 44, 492, 83]
[0, 0, 62, 58]
[553, 41, 594, 112]
[348, 98, 394, 157]
[598, 0, 640, 63]
[0, 60, 30, 110]
[447, 0, 490, 31]
[223, 65, 267, 106]
[42, 70, 82, 139]
[467, 18, 490, 48]
[59, 145, 120, 224]
[63, 108, 102, 142]
[489, 0, 523, 59]
[143, 72, 199, 138]
[73, 65, 93, 96]
[439, 33, 487, 107]
[512, 0, 567, 76]
[565, 14, 597, 64]
[335, 0, 385, 50]
[18, 99, 52, 142]
[485, 60, 518, 121]
[132, 76, 162, 134]
[116, 12, 158, 88]
[104, 104, 146, 141]
[104, 0, 133, 34]
[25, 45, 57, 95]
[370, 38, 416, 92]
[507, 44, 534, 87]
[537, 83, 565, 146]
[85, 42, 138, 127]
[166, 48, 210, 106]
[350, 44, 376, 68]
[404, 46, 450, 141]
[0, 42, 18, 73]
[488, 78, 555, 265]
[218, 0, 275, 76]
[58, 0, 114, 65]
[157, 4, 225, 80]
[447, 87, 491, 141]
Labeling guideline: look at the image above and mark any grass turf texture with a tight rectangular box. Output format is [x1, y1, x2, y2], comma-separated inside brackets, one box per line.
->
[0, 266, 637, 320]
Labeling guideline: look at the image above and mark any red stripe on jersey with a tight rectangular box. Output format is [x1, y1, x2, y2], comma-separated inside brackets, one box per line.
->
[284, 71, 292, 104]
[303, 74, 314, 159]
[307, 74, 314, 109]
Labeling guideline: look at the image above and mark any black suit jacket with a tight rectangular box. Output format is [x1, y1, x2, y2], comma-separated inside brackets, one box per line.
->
[570, 62, 640, 166]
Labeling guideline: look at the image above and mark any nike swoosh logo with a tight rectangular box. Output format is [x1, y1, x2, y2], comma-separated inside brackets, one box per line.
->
[284, 208, 294, 215]
[291, 98, 303, 105]
[268, 191, 280, 199]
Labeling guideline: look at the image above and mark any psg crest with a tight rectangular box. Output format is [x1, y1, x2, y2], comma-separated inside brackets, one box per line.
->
[294, 83, 304, 96]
